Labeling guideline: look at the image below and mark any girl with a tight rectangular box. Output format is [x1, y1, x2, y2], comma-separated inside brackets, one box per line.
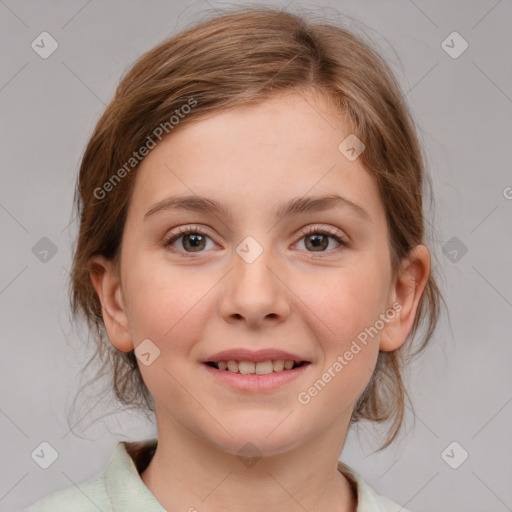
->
[24, 5, 442, 511]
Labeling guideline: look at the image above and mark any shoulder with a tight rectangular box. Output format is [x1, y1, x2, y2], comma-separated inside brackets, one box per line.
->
[22, 439, 162, 512]
[339, 461, 413, 512]
[21, 472, 110, 512]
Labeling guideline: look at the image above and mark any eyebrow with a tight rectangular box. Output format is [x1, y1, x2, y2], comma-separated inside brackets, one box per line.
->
[144, 193, 371, 223]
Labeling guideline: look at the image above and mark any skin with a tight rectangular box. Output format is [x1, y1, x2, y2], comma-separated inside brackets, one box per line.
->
[90, 90, 430, 512]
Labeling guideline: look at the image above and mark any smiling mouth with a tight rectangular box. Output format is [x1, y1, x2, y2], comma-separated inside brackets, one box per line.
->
[204, 360, 309, 374]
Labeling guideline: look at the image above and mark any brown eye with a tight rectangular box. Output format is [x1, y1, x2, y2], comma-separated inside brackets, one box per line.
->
[163, 226, 215, 254]
[180, 233, 207, 252]
[304, 233, 330, 251]
[295, 226, 348, 253]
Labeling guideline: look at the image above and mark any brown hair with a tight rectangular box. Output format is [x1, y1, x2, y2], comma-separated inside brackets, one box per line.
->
[69, 5, 445, 450]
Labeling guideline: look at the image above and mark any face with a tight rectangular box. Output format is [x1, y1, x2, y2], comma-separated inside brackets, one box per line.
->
[93, 90, 424, 457]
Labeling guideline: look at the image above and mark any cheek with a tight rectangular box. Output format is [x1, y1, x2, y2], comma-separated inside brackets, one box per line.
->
[122, 254, 215, 406]
[122, 251, 212, 349]
[293, 279, 383, 415]
[300, 261, 389, 346]
[291, 257, 389, 402]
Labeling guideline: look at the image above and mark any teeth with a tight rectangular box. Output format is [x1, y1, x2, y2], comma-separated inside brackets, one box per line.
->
[227, 360, 239, 373]
[273, 360, 285, 372]
[213, 359, 302, 374]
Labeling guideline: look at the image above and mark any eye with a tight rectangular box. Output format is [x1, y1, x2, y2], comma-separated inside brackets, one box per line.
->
[162, 226, 216, 254]
[294, 225, 349, 253]
[162, 224, 349, 256]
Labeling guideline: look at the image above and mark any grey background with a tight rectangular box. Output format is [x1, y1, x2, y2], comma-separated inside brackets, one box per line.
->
[1, 1, 511, 511]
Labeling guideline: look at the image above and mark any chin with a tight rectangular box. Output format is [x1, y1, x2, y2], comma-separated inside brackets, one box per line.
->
[205, 421, 305, 459]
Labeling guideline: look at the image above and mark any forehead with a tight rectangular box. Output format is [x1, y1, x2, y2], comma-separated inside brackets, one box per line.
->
[126, 91, 384, 225]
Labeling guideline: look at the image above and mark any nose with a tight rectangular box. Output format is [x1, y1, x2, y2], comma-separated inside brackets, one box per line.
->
[218, 242, 291, 328]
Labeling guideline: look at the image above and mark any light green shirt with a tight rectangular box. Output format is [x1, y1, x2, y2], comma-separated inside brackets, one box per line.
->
[22, 439, 411, 512]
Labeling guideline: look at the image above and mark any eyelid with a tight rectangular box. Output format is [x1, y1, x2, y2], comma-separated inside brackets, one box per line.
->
[162, 224, 217, 246]
[297, 224, 347, 239]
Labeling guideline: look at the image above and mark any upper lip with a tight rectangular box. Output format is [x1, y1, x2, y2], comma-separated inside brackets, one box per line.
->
[202, 348, 310, 363]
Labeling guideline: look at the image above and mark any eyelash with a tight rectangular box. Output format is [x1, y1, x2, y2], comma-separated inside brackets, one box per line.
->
[162, 225, 349, 257]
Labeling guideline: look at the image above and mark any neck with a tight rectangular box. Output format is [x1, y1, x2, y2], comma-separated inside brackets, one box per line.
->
[139, 413, 357, 512]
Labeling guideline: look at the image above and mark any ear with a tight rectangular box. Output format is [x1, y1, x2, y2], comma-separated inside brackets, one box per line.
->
[88, 254, 134, 352]
[379, 244, 431, 352]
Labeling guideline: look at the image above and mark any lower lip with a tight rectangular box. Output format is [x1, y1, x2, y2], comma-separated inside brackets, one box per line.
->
[201, 363, 311, 392]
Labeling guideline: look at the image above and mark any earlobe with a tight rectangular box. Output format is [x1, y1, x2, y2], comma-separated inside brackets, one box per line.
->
[88, 254, 134, 352]
[379, 244, 431, 352]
